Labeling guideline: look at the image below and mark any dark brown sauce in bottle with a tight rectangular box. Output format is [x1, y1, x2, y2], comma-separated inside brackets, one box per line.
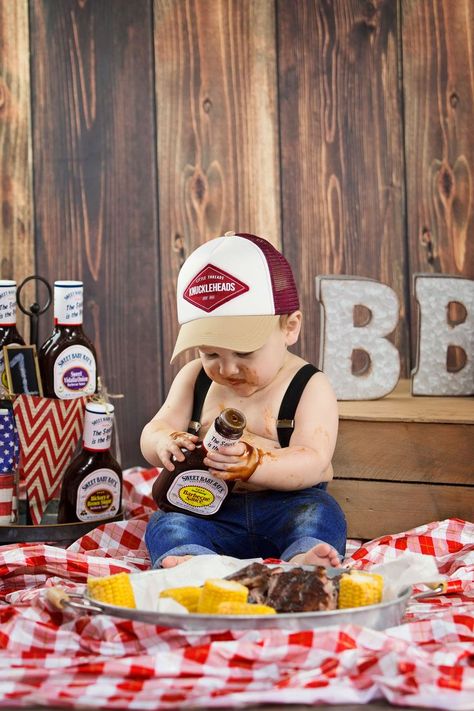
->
[152, 408, 246, 518]
[0, 281, 25, 389]
[38, 281, 97, 399]
[57, 402, 122, 524]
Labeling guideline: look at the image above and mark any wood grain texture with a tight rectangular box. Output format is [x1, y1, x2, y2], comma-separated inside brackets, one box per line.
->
[338, 379, 474, 424]
[277, 0, 409, 374]
[3, 0, 472, 477]
[334, 420, 474, 484]
[402, 0, 474, 365]
[402, 0, 474, 277]
[328, 479, 474, 539]
[29, 0, 160, 467]
[0, 0, 34, 340]
[154, 0, 281, 384]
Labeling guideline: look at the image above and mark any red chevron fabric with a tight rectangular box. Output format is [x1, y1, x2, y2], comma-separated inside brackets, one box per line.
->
[13, 395, 87, 524]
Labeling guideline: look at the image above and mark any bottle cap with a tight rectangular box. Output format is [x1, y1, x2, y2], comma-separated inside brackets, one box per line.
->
[54, 280, 83, 288]
[217, 408, 246, 437]
[86, 402, 114, 416]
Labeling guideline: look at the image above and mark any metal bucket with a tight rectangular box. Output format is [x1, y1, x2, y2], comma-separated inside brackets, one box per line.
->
[57, 585, 419, 632]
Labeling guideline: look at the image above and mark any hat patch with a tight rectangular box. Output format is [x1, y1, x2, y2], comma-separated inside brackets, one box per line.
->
[183, 264, 249, 313]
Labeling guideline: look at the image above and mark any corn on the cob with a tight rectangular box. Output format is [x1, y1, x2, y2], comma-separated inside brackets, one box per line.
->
[87, 572, 136, 608]
[159, 586, 202, 612]
[197, 578, 248, 614]
[337, 572, 383, 609]
[217, 601, 276, 615]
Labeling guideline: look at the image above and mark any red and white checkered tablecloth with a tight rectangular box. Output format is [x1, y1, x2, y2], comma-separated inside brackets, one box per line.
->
[0, 467, 473, 710]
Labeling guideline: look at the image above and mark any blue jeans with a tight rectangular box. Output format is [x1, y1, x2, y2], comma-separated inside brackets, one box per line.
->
[145, 485, 347, 568]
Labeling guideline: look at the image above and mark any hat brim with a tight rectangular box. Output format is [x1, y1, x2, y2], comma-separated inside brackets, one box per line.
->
[170, 314, 281, 363]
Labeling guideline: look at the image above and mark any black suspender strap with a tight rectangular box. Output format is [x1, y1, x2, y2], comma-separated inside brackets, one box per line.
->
[187, 368, 212, 434]
[187, 364, 319, 445]
[276, 364, 319, 447]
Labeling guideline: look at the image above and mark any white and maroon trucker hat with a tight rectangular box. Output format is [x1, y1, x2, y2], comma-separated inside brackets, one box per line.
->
[170, 232, 300, 362]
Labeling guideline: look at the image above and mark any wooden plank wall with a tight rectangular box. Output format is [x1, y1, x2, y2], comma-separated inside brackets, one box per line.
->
[154, 0, 281, 373]
[0, 0, 35, 337]
[278, 0, 408, 369]
[28, 0, 162, 464]
[402, 0, 474, 365]
[0, 0, 473, 469]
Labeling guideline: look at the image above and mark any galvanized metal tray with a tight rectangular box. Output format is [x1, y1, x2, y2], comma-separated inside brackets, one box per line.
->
[54, 584, 424, 632]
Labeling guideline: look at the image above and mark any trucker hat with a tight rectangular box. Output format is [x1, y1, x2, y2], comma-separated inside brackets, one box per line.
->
[171, 232, 300, 362]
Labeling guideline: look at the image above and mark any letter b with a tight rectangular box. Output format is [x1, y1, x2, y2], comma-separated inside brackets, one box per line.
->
[316, 276, 400, 399]
[412, 275, 474, 395]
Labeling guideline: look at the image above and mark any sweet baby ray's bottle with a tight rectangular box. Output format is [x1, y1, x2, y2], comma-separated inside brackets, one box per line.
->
[0, 280, 25, 387]
[152, 408, 246, 518]
[57, 402, 122, 523]
[38, 281, 97, 399]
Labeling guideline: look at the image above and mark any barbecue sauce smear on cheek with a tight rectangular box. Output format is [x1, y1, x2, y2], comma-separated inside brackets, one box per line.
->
[240, 365, 259, 386]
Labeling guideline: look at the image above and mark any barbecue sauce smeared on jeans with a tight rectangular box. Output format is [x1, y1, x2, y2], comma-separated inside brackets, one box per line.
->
[152, 408, 246, 518]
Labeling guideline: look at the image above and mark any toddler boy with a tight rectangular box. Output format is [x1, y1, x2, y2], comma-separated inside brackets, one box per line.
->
[141, 233, 347, 568]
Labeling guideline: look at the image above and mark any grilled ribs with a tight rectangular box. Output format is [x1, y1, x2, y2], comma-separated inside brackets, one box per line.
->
[227, 562, 338, 612]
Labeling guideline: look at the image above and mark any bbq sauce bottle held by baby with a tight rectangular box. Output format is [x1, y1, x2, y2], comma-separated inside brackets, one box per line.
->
[0, 280, 25, 387]
[152, 408, 246, 518]
[39, 281, 97, 399]
[57, 403, 122, 523]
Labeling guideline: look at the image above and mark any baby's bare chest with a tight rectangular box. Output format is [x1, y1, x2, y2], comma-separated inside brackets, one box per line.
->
[199, 388, 284, 445]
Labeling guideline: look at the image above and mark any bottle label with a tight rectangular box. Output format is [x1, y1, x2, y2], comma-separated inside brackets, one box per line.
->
[166, 469, 229, 515]
[76, 467, 121, 521]
[55, 285, 83, 325]
[0, 284, 16, 325]
[83, 409, 113, 450]
[53, 344, 96, 399]
[202, 422, 238, 451]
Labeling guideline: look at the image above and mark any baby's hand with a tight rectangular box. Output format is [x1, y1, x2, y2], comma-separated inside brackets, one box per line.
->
[204, 441, 262, 481]
[157, 431, 199, 471]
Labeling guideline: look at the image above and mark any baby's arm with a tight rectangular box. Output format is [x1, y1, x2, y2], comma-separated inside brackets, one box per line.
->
[204, 372, 338, 490]
[140, 359, 202, 471]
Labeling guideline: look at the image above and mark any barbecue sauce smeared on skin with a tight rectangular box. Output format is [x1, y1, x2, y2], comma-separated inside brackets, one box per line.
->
[169, 431, 195, 444]
[152, 408, 246, 518]
[213, 443, 265, 481]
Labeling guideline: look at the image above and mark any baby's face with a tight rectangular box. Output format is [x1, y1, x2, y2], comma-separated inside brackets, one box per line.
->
[198, 324, 288, 396]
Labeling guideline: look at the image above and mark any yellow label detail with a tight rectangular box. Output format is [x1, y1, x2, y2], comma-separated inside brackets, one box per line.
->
[85, 489, 113, 513]
[179, 485, 215, 508]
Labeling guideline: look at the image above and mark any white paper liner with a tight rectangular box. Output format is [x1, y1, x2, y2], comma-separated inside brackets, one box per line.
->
[370, 552, 445, 601]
